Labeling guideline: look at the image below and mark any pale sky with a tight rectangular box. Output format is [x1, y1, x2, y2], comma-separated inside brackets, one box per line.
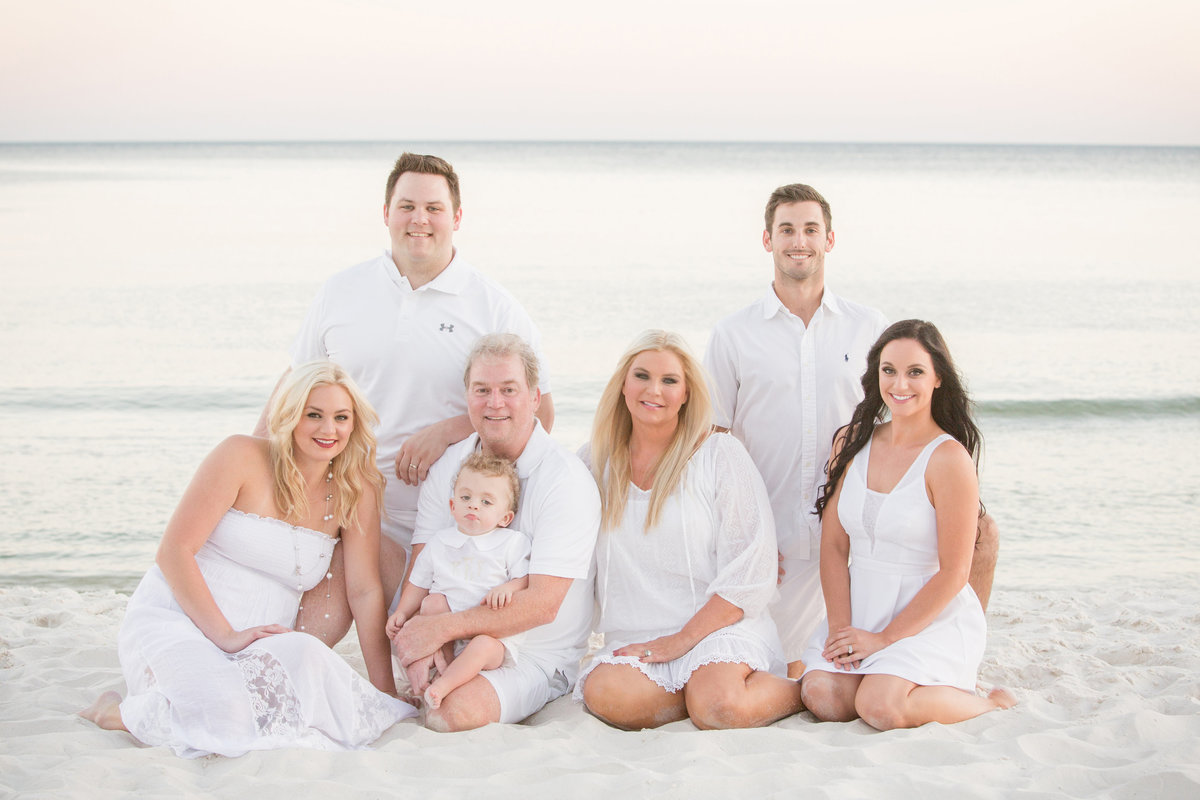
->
[3, 0, 1197, 144]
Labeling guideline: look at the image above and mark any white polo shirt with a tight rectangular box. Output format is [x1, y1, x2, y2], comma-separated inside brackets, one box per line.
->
[414, 423, 600, 679]
[704, 285, 888, 563]
[409, 526, 532, 613]
[289, 251, 549, 544]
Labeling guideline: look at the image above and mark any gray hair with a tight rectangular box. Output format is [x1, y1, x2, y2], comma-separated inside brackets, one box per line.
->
[463, 333, 540, 391]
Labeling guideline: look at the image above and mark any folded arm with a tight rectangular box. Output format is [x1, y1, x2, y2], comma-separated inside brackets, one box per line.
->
[391, 574, 571, 666]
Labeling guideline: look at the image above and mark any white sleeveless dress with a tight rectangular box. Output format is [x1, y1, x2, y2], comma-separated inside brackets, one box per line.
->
[800, 434, 986, 690]
[117, 509, 415, 758]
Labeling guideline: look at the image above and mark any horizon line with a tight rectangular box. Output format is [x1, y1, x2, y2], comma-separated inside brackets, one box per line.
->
[1, 137, 1197, 150]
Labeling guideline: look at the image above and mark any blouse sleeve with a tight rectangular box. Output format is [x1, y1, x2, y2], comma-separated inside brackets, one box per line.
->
[703, 434, 779, 618]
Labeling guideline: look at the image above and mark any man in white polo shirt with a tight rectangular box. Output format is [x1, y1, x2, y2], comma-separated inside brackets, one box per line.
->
[260, 153, 554, 638]
[392, 333, 600, 730]
[704, 183, 998, 678]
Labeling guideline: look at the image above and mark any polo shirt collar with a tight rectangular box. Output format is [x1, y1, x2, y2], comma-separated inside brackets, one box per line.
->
[513, 420, 551, 479]
[438, 527, 513, 551]
[380, 249, 471, 294]
[459, 419, 548, 480]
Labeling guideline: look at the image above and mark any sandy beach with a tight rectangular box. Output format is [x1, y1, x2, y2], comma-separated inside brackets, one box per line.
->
[5, 0, 1198, 791]
[3, 139, 1197, 800]
[2, 581, 1198, 799]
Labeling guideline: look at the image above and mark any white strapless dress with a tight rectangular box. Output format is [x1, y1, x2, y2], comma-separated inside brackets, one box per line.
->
[117, 509, 414, 758]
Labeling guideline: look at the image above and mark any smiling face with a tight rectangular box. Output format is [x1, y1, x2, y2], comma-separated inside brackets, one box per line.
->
[879, 337, 941, 420]
[467, 354, 540, 461]
[622, 348, 688, 430]
[383, 171, 462, 273]
[449, 467, 516, 536]
[764, 200, 834, 286]
[293, 383, 354, 464]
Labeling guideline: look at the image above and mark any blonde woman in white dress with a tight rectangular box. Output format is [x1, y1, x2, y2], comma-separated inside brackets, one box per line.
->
[80, 361, 414, 756]
[576, 330, 802, 730]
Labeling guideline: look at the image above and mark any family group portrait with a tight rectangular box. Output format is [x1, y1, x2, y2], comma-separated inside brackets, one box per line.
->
[2, 1, 1197, 797]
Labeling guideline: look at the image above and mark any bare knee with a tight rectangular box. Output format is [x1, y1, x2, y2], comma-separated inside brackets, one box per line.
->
[854, 691, 909, 731]
[422, 706, 457, 733]
[800, 673, 858, 723]
[424, 697, 490, 732]
[582, 669, 638, 729]
[423, 679, 500, 732]
[583, 667, 683, 730]
[686, 681, 756, 730]
[420, 593, 451, 615]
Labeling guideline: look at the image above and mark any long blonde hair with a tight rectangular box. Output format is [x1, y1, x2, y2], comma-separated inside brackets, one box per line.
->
[267, 361, 385, 531]
[589, 330, 713, 532]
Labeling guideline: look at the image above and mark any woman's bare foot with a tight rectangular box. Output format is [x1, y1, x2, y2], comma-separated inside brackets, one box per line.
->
[988, 687, 1017, 710]
[78, 691, 128, 731]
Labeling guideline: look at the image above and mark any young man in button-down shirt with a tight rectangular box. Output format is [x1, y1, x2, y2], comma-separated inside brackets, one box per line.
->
[705, 184, 998, 678]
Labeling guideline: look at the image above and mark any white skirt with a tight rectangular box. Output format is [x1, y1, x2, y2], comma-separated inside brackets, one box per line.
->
[573, 615, 786, 699]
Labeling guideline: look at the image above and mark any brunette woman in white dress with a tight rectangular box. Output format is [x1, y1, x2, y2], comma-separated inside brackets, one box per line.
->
[799, 320, 1014, 730]
[576, 330, 802, 730]
[80, 361, 414, 757]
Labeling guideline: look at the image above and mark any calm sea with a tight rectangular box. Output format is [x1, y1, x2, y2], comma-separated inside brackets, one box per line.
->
[2, 141, 1197, 592]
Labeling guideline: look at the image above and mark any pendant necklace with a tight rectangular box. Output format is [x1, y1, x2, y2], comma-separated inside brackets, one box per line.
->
[296, 460, 334, 640]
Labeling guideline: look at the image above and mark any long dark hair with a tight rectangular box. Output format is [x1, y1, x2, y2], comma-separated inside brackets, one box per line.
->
[815, 319, 983, 519]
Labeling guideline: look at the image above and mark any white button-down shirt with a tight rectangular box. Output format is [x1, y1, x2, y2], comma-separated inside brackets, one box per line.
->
[704, 286, 888, 562]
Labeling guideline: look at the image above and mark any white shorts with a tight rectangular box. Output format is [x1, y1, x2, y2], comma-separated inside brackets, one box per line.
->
[452, 633, 521, 666]
[770, 555, 826, 662]
[480, 654, 571, 724]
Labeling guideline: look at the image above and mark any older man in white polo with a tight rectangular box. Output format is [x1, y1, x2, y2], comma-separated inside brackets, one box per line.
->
[392, 333, 600, 730]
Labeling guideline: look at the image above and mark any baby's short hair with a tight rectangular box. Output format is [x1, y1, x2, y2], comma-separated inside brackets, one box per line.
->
[454, 452, 520, 513]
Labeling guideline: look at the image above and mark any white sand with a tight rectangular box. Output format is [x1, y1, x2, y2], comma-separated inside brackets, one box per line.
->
[2, 583, 1199, 799]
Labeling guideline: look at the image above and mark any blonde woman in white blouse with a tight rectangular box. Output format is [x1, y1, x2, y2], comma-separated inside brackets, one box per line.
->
[574, 330, 803, 730]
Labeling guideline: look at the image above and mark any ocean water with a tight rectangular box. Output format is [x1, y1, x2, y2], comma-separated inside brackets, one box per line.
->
[1, 141, 1197, 591]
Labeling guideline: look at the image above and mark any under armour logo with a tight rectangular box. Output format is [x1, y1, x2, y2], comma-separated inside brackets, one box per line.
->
[439, 323, 455, 333]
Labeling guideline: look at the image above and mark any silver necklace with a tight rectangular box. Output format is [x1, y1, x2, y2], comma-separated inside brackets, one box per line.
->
[296, 461, 334, 639]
